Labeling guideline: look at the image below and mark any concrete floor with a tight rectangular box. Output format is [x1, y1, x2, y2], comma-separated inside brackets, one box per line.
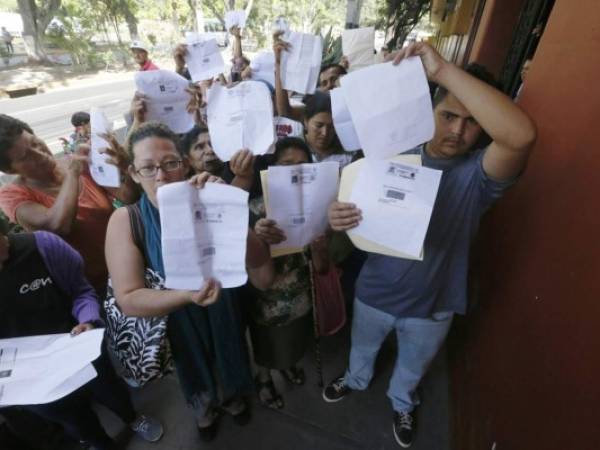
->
[97, 325, 450, 450]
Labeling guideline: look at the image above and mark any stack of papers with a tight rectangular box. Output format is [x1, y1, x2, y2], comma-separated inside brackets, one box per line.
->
[344, 157, 441, 259]
[134, 70, 195, 134]
[90, 107, 120, 188]
[0, 329, 104, 406]
[157, 182, 249, 289]
[225, 10, 246, 30]
[342, 27, 375, 71]
[185, 34, 225, 82]
[338, 58, 434, 159]
[280, 31, 323, 95]
[207, 81, 275, 161]
[263, 162, 339, 256]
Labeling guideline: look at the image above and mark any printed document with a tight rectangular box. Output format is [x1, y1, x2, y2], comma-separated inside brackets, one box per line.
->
[250, 51, 276, 87]
[274, 116, 303, 138]
[280, 31, 323, 95]
[342, 27, 375, 71]
[157, 182, 249, 290]
[0, 329, 104, 406]
[185, 35, 225, 82]
[90, 107, 120, 187]
[331, 87, 361, 151]
[225, 10, 247, 30]
[266, 162, 339, 250]
[134, 70, 194, 134]
[207, 81, 275, 161]
[340, 58, 434, 159]
[349, 158, 441, 258]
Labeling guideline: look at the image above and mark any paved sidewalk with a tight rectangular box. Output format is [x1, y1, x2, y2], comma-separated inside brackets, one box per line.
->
[96, 325, 450, 450]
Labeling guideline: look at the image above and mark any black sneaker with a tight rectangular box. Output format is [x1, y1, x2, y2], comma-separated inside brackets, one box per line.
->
[393, 410, 415, 448]
[322, 375, 351, 402]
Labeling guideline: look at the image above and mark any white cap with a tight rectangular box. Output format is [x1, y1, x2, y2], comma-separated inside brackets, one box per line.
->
[130, 40, 148, 52]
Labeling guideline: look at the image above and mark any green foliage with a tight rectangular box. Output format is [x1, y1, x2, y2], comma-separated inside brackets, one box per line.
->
[382, 0, 430, 50]
[0, 0, 17, 12]
[321, 26, 342, 66]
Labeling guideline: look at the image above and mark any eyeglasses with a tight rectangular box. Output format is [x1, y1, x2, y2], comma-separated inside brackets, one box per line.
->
[134, 160, 183, 178]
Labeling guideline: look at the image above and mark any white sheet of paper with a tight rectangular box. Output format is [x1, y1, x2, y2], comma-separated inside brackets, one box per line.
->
[134, 70, 194, 134]
[330, 87, 361, 151]
[157, 182, 249, 290]
[274, 116, 303, 139]
[207, 81, 275, 161]
[250, 51, 275, 87]
[349, 159, 441, 258]
[90, 107, 120, 188]
[266, 162, 339, 249]
[273, 17, 289, 33]
[225, 10, 246, 30]
[280, 31, 323, 95]
[340, 58, 434, 159]
[185, 36, 225, 82]
[0, 330, 104, 406]
[342, 27, 375, 71]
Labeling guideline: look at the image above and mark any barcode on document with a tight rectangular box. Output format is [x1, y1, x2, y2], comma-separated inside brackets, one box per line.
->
[385, 190, 405, 201]
[202, 247, 216, 257]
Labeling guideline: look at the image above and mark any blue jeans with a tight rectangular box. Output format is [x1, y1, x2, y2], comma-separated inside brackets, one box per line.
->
[344, 298, 453, 413]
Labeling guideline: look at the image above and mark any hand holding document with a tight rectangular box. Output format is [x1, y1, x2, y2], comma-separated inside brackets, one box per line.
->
[157, 182, 249, 290]
[280, 31, 323, 95]
[342, 27, 375, 71]
[346, 157, 441, 259]
[134, 69, 194, 134]
[339, 58, 434, 159]
[225, 10, 247, 30]
[207, 81, 275, 161]
[90, 107, 120, 188]
[185, 35, 225, 82]
[264, 162, 339, 255]
[0, 329, 104, 406]
[331, 87, 361, 151]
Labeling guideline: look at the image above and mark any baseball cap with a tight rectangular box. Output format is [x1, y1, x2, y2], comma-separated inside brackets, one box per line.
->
[130, 40, 148, 52]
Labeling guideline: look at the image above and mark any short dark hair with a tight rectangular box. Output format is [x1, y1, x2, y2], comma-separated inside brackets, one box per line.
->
[303, 91, 331, 121]
[127, 122, 182, 161]
[0, 114, 33, 172]
[180, 125, 209, 156]
[433, 63, 497, 107]
[71, 111, 90, 127]
[273, 137, 312, 164]
[319, 63, 347, 78]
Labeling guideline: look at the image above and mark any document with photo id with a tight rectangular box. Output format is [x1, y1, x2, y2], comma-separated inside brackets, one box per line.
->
[134, 70, 194, 134]
[280, 31, 323, 95]
[207, 81, 275, 161]
[266, 161, 339, 250]
[340, 58, 434, 159]
[185, 35, 225, 82]
[90, 107, 120, 188]
[349, 159, 441, 259]
[157, 182, 249, 290]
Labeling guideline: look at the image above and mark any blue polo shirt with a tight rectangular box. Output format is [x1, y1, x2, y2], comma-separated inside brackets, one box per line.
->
[355, 145, 515, 318]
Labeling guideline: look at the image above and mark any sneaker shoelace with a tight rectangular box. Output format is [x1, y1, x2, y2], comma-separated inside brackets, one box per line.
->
[332, 378, 346, 393]
[397, 412, 413, 430]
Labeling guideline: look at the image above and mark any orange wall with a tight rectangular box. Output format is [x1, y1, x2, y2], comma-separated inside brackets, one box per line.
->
[468, 0, 528, 77]
[451, 0, 600, 448]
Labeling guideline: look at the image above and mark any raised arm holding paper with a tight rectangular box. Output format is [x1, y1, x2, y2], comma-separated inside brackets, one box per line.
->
[323, 43, 536, 448]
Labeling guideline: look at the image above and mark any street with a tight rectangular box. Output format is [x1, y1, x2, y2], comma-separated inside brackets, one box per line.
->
[1, 78, 136, 153]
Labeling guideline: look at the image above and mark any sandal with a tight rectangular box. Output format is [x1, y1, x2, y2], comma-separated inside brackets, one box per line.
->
[279, 366, 305, 386]
[196, 409, 220, 442]
[255, 375, 284, 410]
[220, 397, 251, 426]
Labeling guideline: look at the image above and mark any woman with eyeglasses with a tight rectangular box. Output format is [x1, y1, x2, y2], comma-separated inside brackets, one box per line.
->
[0, 114, 138, 294]
[105, 122, 274, 441]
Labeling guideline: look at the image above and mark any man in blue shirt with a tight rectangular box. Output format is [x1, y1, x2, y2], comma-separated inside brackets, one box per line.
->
[323, 43, 536, 448]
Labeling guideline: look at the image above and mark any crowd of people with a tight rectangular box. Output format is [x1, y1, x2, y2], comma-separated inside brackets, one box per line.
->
[0, 23, 536, 450]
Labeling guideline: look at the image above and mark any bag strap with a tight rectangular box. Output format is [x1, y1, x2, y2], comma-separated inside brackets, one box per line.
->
[126, 203, 148, 265]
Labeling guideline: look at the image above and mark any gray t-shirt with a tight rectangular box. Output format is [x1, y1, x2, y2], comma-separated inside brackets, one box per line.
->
[355, 145, 515, 318]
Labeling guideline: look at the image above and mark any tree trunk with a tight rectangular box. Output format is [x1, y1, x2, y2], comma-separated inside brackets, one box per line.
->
[345, 0, 363, 29]
[171, 1, 181, 38]
[16, 0, 49, 60]
[122, 2, 139, 41]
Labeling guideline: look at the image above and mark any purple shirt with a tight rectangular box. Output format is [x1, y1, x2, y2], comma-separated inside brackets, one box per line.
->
[34, 231, 102, 325]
